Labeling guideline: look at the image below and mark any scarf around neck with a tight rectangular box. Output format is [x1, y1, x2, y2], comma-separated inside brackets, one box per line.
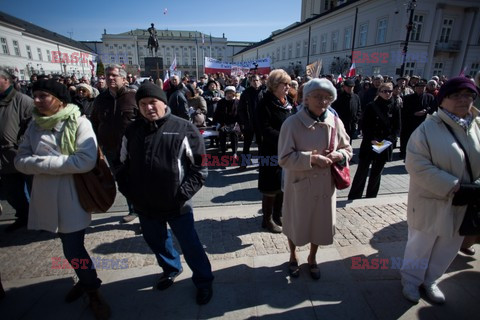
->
[33, 103, 81, 155]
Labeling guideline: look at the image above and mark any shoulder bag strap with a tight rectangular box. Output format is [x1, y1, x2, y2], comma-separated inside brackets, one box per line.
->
[329, 116, 337, 151]
[442, 121, 474, 183]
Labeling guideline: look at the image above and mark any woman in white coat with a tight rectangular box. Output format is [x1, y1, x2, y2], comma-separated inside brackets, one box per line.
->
[14, 79, 110, 319]
[278, 78, 352, 279]
[401, 77, 480, 304]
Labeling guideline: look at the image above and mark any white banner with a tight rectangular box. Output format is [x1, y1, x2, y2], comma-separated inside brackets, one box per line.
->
[204, 57, 271, 75]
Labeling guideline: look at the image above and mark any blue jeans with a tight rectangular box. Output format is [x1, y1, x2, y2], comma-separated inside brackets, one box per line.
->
[139, 211, 214, 289]
[58, 229, 101, 290]
[0, 173, 31, 221]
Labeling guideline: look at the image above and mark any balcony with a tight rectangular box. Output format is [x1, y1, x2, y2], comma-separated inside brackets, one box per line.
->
[435, 40, 462, 52]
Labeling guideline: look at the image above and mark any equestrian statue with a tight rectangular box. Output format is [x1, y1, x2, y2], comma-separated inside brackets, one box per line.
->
[147, 23, 159, 56]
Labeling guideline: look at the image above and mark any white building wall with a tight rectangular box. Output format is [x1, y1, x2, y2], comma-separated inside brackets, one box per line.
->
[235, 0, 480, 78]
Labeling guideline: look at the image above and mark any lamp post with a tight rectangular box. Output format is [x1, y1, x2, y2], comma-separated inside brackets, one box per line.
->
[399, 0, 417, 76]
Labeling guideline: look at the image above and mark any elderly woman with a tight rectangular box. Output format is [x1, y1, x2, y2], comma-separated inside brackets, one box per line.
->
[348, 82, 400, 199]
[256, 69, 295, 233]
[185, 83, 207, 128]
[401, 77, 480, 304]
[73, 83, 95, 118]
[279, 78, 352, 279]
[214, 86, 240, 156]
[14, 79, 110, 319]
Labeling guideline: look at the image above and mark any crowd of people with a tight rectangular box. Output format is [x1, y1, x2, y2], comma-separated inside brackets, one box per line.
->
[1, 64, 479, 317]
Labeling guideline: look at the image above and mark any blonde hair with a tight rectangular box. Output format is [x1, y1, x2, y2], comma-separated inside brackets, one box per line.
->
[374, 82, 393, 100]
[266, 69, 291, 92]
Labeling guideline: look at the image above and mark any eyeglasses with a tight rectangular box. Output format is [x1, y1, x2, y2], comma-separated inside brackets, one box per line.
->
[309, 94, 333, 102]
[379, 90, 393, 94]
[447, 92, 477, 100]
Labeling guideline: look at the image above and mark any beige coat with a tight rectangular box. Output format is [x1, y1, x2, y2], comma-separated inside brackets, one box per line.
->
[405, 107, 480, 237]
[278, 108, 352, 246]
[14, 116, 97, 233]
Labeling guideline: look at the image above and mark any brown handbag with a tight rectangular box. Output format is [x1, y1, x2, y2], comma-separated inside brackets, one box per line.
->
[329, 117, 351, 190]
[73, 147, 117, 213]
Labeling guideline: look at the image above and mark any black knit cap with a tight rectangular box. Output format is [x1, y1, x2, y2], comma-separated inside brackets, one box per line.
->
[135, 82, 168, 105]
[32, 79, 70, 103]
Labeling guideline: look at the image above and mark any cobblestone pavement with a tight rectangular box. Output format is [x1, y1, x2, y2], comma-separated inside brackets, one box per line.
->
[0, 201, 408, 282]
[0, 138, 410, 282]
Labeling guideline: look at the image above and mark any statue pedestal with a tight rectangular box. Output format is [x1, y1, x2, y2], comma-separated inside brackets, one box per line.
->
[143, 57, 164, 81]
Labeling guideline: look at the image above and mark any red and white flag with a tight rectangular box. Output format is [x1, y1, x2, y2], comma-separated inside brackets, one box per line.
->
[347, 62, 356, 78]
[337, 74, 343, 83]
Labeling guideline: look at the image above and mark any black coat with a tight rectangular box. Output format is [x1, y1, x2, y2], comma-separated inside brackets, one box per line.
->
[238, 86, 264, 134]
[360, 97, 400, 162]
[256, 91, 294, 193]
[332, 90, 362, 137]
[117, 109, 207, 218]
[401, 92, 437, 136]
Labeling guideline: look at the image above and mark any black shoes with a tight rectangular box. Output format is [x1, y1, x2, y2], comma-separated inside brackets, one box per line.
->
[65, 282, 85, 303]
[196, 287, 213, 305]
[155, 269, 183, 291]
[460, 246, 476, 256]
[5, 219, 27, 233]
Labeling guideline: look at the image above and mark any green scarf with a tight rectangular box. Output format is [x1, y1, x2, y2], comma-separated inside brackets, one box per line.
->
[33, 104, 81, 155]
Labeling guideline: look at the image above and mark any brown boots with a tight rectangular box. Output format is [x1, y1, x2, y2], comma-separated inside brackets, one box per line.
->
[86, 289, 111, 320]
[262, 195, 282, 233]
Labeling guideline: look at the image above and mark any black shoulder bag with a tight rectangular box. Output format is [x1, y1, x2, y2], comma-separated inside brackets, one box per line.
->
[443, 121, 480, 235]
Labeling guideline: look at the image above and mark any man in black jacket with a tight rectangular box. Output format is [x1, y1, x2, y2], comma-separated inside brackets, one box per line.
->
[117, 83, 214, 305]
[332, 79, 361, 141]
[400, 80, 437, 158]
[91, 64, 138, 223]
[0, 68, 34, 232]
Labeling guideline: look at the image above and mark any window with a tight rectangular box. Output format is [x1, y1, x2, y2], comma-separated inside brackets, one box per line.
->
[359, 23, 368, 47]
[303, 40, 308, 57]
[26, 45, 32, 59]
[433, 62, 444, 76]
[469, 63, 479, 77]
[311, 36, 317, 54]
[13, 40, 20, 56]
[1, 38, 9, 54]
[404, 62, 415, 76]
[46, 50, 51, 62]
[439, 18, 453, 43]
[320, 33, 327, 53]
[276, 48, 280, 60]
[119, 56, 125, 64]
[37, 48, 43, 61]
[295, 41, 301, 58]
[282, 46, 286, 60]
[344, 27, 352, 49]
[376, 18, 388, 44]
[110, 56, 115, 63]
[331, 31, 339, 51]
[373, 66, 381, 75]
[410, 14, 424, 41]
[288, 44, 293, 59]
[128, 56, 133, 65]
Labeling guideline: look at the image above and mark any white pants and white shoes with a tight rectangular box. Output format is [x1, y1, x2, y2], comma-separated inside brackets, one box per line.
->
[402, 282, 420, 303]
[423, 282, 446, 304]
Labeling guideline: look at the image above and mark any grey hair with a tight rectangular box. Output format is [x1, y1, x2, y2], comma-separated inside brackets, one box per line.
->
[0, 67, 13, 83]
[105, 64, 127, 78]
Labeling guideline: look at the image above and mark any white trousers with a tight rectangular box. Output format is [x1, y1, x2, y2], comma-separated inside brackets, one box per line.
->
[400, 226, 464, 286]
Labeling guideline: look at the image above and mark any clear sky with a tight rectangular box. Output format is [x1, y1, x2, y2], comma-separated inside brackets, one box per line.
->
[1, 0, 301, 42]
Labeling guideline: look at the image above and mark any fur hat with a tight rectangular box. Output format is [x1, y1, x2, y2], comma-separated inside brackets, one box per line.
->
[32, 79, 70, 103]
[135, 82, 168, 105]
[437, 76, 479, 105]
[224, 86, 236, 93]
[76, 83, 93, 94]
[185, 83, 196, 96]
[303, 78, 337, 103]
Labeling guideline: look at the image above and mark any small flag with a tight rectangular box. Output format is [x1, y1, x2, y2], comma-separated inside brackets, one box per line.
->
[163, 8, 168, 15]
[169, 55, 177, 72]
[337, 74, 343, 83]
[347, 62, 356, 78]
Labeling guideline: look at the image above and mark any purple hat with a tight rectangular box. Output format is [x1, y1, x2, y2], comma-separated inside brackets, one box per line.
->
[437, 77, 478, 105]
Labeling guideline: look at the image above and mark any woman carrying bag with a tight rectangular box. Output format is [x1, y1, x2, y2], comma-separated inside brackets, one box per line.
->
[14, 79, 111, 319]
